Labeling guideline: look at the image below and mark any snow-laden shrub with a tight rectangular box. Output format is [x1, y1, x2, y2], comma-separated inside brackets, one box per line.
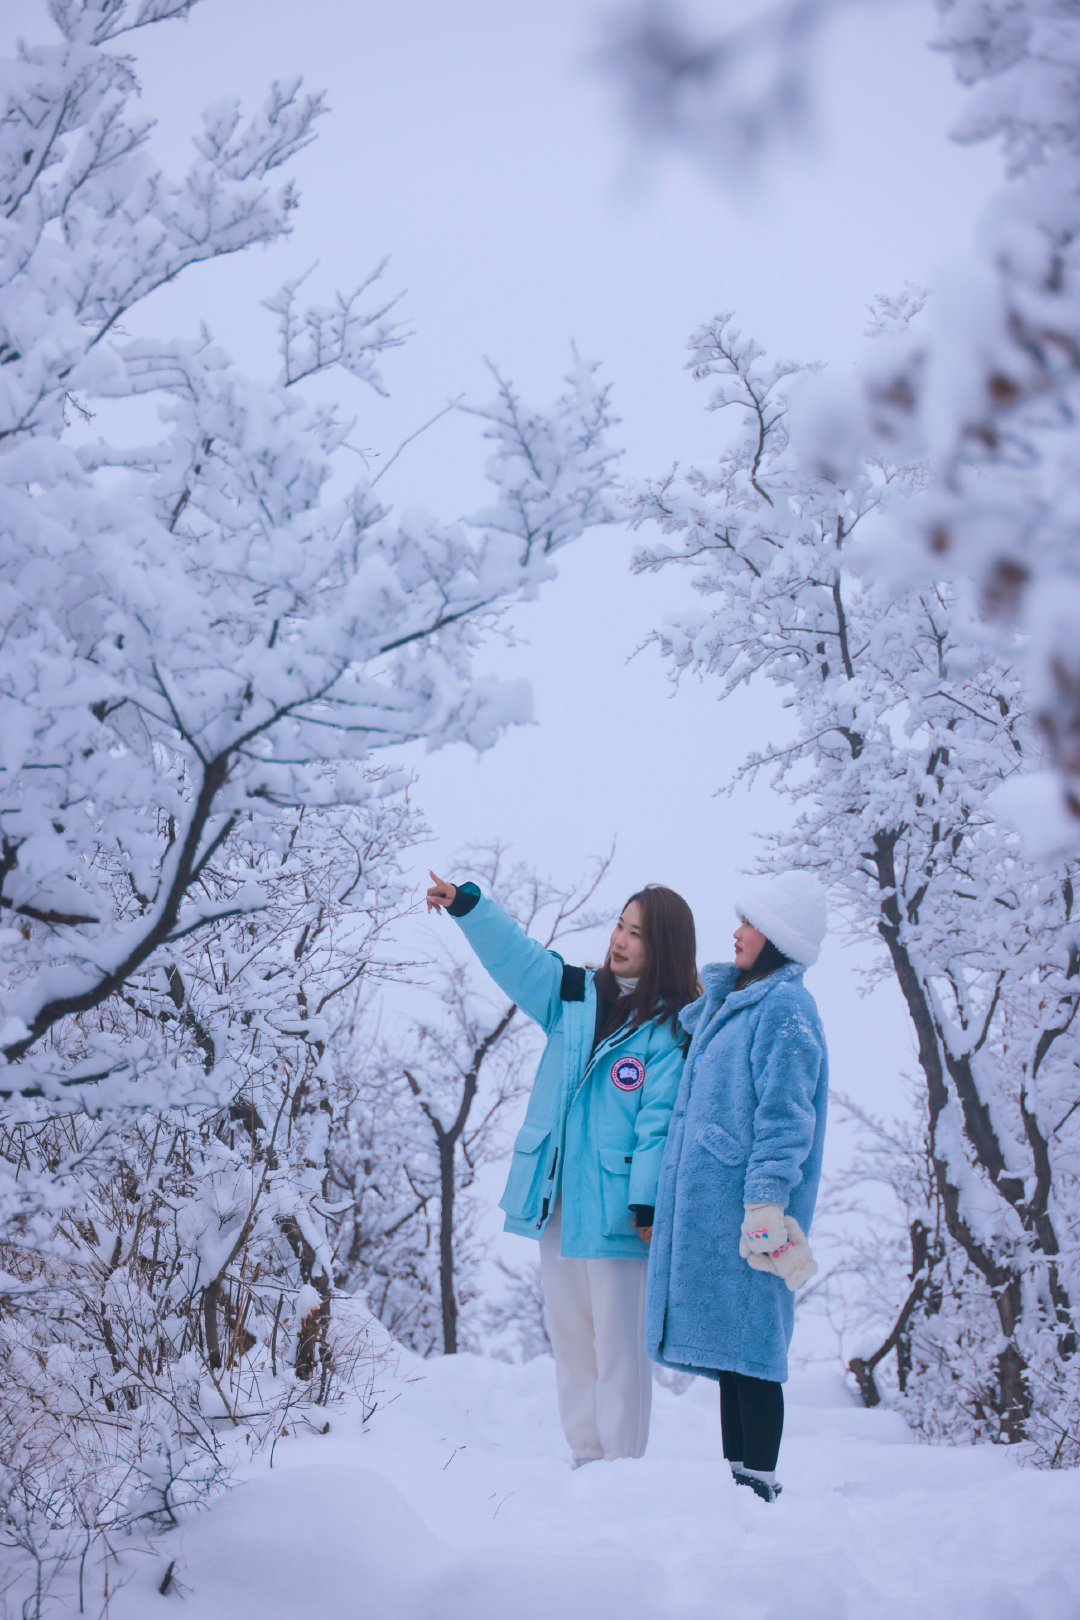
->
[825, 1090, 1080, 1464]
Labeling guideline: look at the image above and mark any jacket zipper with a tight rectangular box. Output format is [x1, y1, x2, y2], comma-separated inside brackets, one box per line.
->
[538, 1147, 559, 1227]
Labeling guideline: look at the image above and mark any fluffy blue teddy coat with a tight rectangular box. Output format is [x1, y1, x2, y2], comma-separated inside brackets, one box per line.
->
[645, 960, 828, 1384]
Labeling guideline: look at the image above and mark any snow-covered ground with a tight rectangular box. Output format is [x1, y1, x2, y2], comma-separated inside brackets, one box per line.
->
[111, 1351, 1080, 1620]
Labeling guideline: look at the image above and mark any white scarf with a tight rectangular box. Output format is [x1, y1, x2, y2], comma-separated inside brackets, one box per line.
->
[614, 974, 639, 998]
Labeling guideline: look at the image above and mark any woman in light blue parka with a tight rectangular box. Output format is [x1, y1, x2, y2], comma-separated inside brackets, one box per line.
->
[646, 871, 829, 1503]
[427, 871, 698, 1465]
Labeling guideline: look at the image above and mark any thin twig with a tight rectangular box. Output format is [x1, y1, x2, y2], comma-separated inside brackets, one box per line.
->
[370, 397, 464, 487]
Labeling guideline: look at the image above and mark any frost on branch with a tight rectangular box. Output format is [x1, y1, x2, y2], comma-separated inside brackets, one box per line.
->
[466, 351, 621, 568]
[631, 314, 1080, 1454]
[882, 0, 1080, 838]
[265, 263, 404, 391]
[48, 0, 202, 45]
[604, 0, 1080, 840]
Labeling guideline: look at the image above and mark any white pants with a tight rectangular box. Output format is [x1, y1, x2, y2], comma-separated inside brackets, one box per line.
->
[539, 1198, 652, 1461]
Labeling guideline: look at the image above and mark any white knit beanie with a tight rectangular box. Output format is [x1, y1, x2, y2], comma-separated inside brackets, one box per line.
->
[733, 872, 828, 967]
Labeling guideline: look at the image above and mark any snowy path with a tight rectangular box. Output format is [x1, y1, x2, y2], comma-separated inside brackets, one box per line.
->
[114, 1356, 1080, 1620]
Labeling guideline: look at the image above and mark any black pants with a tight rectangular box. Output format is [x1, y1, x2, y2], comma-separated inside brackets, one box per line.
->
[718, 1370, 784, 1472]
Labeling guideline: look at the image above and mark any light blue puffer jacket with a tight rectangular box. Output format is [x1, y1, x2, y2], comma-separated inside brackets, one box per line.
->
[645, 961, 828, 1383]
[451, 891, 686, 1260]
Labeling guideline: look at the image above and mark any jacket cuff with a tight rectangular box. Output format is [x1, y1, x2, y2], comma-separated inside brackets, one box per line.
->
[447, 881, 481, 918]
[744, 1179, 790, 1209]
[630, 1204, 655, 1228]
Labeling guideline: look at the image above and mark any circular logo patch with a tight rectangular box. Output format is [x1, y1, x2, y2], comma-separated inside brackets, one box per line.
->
[610, 1055, 646, 1092]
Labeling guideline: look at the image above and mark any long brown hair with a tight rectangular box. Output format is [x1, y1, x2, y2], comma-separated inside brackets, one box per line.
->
[595, 885, 699, 1039]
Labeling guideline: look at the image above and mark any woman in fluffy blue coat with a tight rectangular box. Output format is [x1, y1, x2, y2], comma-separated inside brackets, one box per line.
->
[645, 871, 829, 1503]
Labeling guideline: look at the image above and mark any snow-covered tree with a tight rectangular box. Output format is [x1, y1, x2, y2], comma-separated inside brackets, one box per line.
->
[0, 2, 619, 1609]
[628, 313, 1080, 1448]
[604, 0, 1080, 845]
[0, 784, 421, 1617]
[330, 845, 611, 1356]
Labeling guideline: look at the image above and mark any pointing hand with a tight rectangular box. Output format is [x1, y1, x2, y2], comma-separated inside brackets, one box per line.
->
[426, 871, 457, 913]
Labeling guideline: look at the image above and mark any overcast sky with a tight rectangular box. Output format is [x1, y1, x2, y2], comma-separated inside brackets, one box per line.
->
[3, 0, 1006, 1129]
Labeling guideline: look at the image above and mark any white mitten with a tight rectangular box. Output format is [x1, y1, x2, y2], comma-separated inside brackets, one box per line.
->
[770, 1217, 818, 1292]
[739, 1202, 786, 1257]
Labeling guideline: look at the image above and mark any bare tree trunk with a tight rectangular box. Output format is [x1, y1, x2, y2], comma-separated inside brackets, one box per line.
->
[278, 1212, 333, 1387]
[848, 1218, 941, 1407]
[870, 830, 1080, 1436]
[405, 1003, 519, 1355]
[437, 1134, 458, 1354]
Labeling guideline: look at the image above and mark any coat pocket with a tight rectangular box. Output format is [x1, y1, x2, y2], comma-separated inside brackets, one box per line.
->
[597, 1145, 636, 1239]
[499, 1121, 553, 1223]
[695, 1121, 747, 1167]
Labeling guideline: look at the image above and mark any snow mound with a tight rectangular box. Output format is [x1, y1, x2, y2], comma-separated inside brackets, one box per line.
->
[111, 1355, 1080, 1620]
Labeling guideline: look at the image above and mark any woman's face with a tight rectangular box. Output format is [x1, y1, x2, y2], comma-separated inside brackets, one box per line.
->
[734, 918, 767, 970]
[609, 900, 648, 978]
